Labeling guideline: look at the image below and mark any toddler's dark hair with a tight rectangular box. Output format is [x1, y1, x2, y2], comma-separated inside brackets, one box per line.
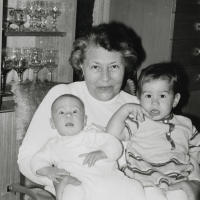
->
[137, 63, 181, 98]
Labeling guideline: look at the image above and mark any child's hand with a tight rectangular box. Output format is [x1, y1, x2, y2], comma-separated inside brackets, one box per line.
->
[79, 150, 107, 167]
[38, 167, 70, 183]
[126, 103, 150, 122]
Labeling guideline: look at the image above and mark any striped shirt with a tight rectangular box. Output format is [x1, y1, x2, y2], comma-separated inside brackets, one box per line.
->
[123, 114, 200, 191]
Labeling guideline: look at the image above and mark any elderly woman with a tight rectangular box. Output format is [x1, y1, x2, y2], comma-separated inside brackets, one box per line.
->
[18, 23, 200, 199]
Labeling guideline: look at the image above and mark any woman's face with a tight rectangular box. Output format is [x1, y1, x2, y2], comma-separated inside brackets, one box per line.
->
[81, 46, 125, 101]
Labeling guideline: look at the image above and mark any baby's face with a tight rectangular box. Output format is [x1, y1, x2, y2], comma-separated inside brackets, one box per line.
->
[50, 96, 86, 136]
[140, 79, 180, 121]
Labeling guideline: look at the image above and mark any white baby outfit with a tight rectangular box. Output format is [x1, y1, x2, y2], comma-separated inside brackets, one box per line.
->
[31, 124, 146, 200]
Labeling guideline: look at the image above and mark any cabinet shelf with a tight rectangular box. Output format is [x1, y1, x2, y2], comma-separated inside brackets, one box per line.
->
[3, 31, 67, 37]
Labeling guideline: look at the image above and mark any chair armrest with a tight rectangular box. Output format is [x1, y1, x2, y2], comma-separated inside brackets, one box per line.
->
[7, 183, 55, 200]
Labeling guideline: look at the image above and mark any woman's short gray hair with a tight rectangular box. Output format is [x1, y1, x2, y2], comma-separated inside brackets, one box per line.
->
[69, 23, 138, 78]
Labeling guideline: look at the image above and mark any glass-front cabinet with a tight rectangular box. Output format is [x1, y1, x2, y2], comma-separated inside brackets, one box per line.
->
[1, 0, 77, 108]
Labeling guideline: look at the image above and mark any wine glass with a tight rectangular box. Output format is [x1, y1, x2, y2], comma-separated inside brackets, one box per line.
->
[49, 2, 62, 32]
[28, 48, 44, 83]
[40, 1, 50, 31]
[43, 49, 59, 82]
[26, 1, 35, 31]
[13, 47, 31, 82]
[13, 9, 27, 31]
[1, 48, 17, 93]
[32, 0, 43, 31]
[3, 7, 14, 31]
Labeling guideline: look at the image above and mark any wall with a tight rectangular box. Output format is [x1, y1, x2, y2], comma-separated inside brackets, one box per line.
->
[109, 0, 175, 77]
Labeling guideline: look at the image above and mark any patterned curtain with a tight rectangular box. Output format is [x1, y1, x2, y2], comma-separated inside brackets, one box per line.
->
[92, 0, 110, 26]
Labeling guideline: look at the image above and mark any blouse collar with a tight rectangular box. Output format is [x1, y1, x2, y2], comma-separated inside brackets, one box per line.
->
[156, 113, 174, 124]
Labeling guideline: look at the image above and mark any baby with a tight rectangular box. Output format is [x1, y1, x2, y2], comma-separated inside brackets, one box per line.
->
[30, 94, 146, 200]
[106, 63, 200, 200]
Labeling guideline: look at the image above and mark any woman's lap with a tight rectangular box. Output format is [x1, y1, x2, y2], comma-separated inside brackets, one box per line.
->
[145, 186, 188, 200]
[62, 184, 85, 200]
[60, 172, 146, 200]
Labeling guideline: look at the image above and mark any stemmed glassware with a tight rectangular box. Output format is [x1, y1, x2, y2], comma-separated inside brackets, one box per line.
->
[26, 1, 35, 31]
[12, 8, 27, 31]
[28, 47, 44, 83]
[40, 1, 50, 31]
[1, 48, 17, 93]
[13, 47, 31, 82]
[3, 7, 14, 31]
[49, 2, 62, 32]
[32, 1, 43, 31]
[43, 49, 59, 82]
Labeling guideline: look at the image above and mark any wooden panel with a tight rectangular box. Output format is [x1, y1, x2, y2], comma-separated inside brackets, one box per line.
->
[173, 14, 200, 39]
[172, 40, 200, 65]
[181, 90, 200, 131]
[175, 2, 200, 14]
[109, 0, 174, 77]
[176, 0, 200, 5]
[0, 112, 20, 200]
[171, 0, 200, 125]
[177, 65, 200, 91]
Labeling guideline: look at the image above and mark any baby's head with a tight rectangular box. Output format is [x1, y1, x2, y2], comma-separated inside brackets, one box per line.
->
[137, 63, 181, 120]
[50, 94, 87, 136]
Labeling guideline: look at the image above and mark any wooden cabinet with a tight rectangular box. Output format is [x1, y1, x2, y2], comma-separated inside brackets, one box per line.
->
[171, 0, 200, 91]
[0, 1, 77, 199]
[171, 0, 200, 130]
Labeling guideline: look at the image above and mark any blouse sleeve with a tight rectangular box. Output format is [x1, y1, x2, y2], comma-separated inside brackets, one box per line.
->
[31, 142, 55, 176]
[18, 84, 72, 186]
[189, 125, 200, 154]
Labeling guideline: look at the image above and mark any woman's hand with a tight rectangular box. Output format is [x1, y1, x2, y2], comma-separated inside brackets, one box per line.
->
[79, 150, 107, 167]
[169, 180, 200, 200]
[37, 166, 70, 183]
[46, 167, 70, 183]
[54, 175, 82, 200]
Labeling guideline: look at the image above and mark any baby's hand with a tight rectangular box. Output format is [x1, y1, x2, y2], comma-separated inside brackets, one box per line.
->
[126, 103, 150, 122]
[79, 150, 107, 167]
[43, 167, 70, 183]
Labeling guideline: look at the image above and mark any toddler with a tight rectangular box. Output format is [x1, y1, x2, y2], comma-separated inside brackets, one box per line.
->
[106, 63, 200, 200]
[31, 94, 146, 200]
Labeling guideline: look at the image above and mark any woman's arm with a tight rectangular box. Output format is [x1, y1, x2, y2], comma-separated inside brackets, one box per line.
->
[18, 84, 72, 187]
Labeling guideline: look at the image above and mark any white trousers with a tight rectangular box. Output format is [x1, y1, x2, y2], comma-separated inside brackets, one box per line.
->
[62, 176, 146, 200]
[145, 186, 188, 200]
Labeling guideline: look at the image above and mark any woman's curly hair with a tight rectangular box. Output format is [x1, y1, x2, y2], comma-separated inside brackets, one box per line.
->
[69, 23, 138, 80]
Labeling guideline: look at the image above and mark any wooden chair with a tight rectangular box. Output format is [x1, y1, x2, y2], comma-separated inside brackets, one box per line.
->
[7, 80, 136, 200]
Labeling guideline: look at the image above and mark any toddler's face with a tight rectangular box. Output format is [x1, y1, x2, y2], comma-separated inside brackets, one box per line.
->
[140, 79, 180, 121]
[50, 96, 86, 136]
